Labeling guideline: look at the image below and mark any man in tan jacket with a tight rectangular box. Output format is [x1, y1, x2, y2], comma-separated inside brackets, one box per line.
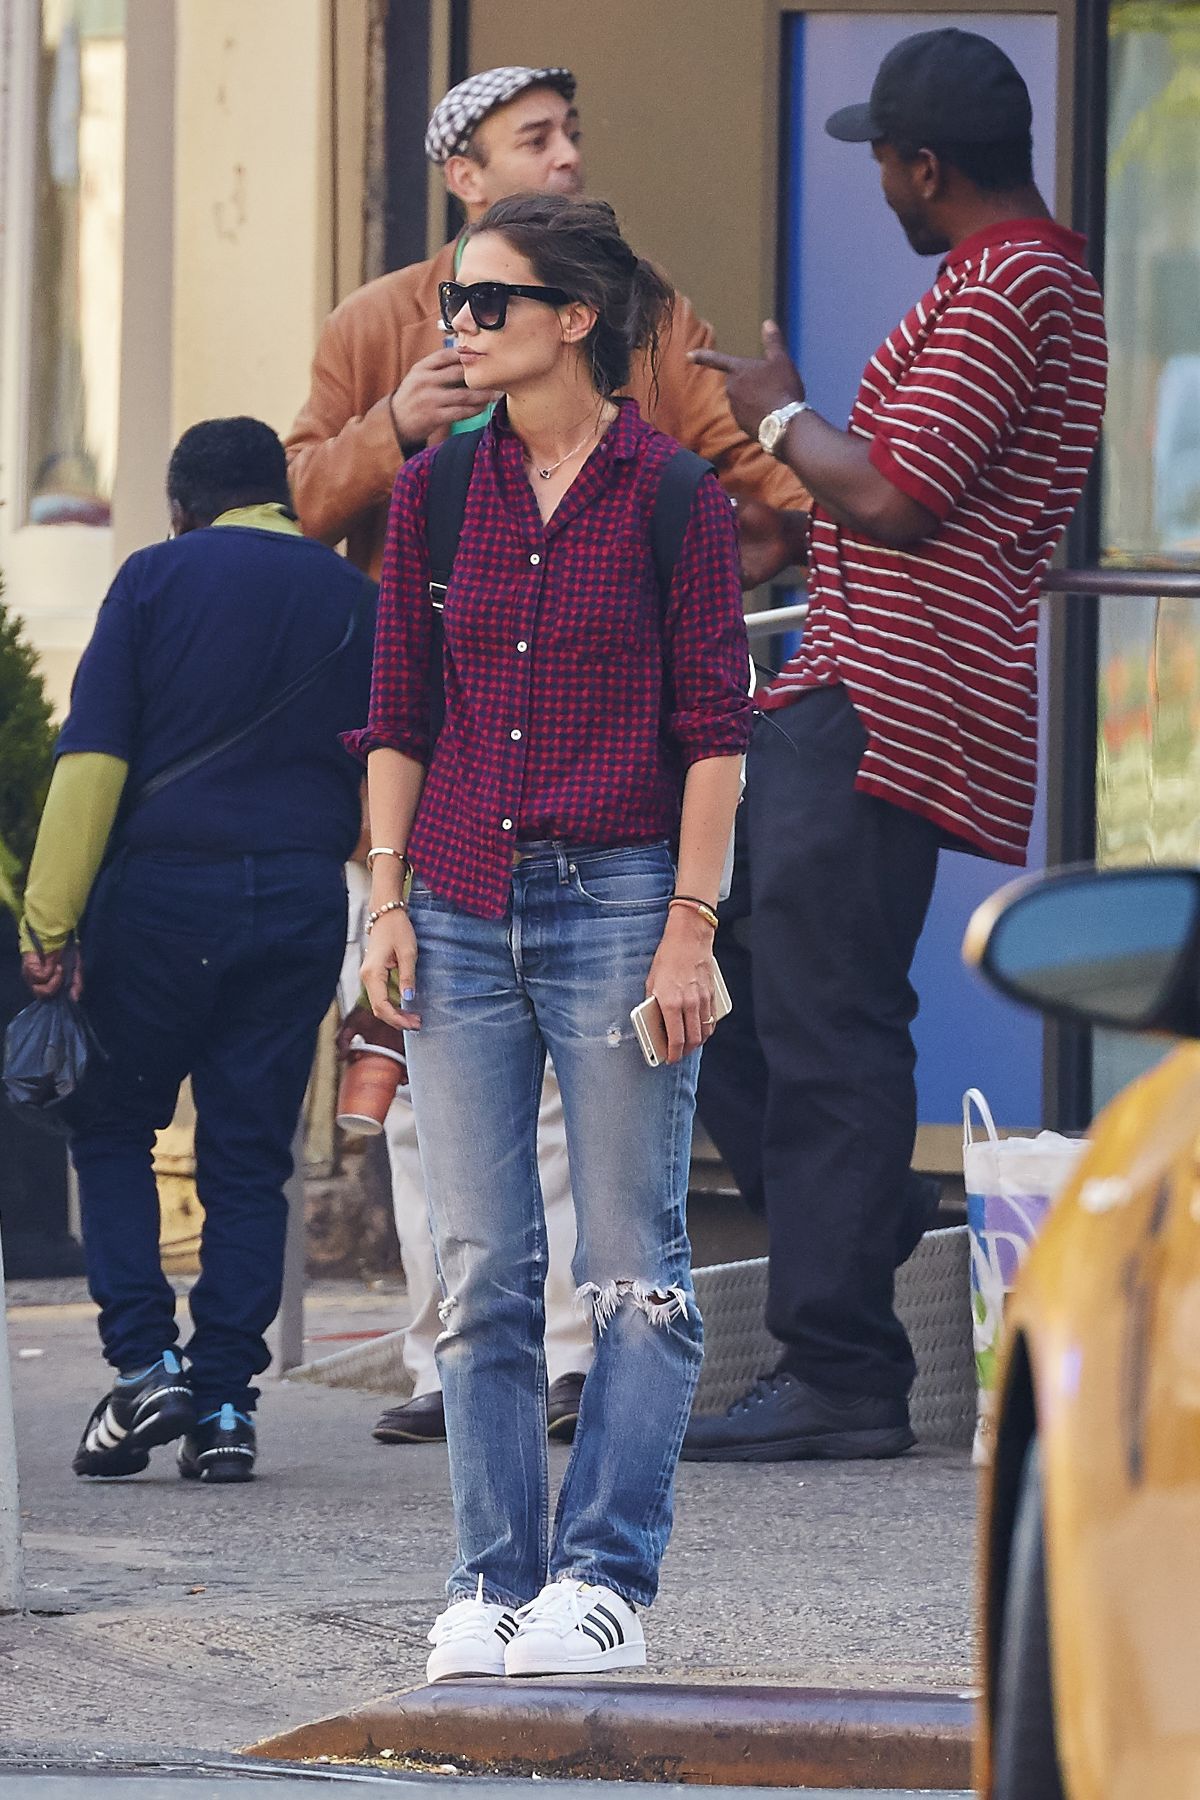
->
[288, 65, 809, 1452]
[288, 65, 809, 579]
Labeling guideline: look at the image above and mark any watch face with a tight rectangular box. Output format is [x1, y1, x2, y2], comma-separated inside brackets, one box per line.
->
[760, 413, 783, 454]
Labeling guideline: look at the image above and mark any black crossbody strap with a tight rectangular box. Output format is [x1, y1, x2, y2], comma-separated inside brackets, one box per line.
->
[129, 606, 359, 812]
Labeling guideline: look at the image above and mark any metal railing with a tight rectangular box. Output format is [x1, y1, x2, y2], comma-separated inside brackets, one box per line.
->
[741, 564, 1200, 644]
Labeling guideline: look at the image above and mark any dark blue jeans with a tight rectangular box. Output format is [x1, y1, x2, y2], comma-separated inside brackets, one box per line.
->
[72, 850, 347, 1411]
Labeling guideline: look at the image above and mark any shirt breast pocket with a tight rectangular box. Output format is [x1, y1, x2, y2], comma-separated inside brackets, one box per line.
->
[546, 543, 657, 664]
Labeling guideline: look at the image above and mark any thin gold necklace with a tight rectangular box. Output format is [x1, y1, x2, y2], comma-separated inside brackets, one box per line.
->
[523, 406, 614, 481]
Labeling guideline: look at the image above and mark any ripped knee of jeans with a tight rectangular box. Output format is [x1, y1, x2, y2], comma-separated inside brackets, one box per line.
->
[575, 1278, 690, 1332]
[437, 1292, 459, 1331]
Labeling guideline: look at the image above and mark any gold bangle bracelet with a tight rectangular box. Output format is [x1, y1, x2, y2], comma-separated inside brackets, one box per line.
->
[367, 847, 409, 873]
[669, 896, 719, 931]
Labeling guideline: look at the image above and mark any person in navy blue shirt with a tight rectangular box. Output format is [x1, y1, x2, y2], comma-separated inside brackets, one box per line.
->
[19, 417, 375, 1483]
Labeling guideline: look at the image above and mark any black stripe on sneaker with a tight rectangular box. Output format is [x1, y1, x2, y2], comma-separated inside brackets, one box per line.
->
[593, 1602, 625, 1646]
[580, 1622, 611, 1653]
[586, 1612, 617, 1651]
[495, 1618, 516, 1642]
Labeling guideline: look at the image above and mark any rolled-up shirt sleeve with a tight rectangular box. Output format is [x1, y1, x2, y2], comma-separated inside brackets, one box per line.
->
[661, 471, 753, 764]
[343, 452, 435, 764]
[867, 279, 1041, 522]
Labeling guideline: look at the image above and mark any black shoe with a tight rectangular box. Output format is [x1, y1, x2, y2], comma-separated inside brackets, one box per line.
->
[73, 1351, 195, 1478]
[178, 1403, 257, 1483]
[547, 1371, 587, 1443]
[680, 1371, 916, 1463]
[372, 1391, 446, 1444]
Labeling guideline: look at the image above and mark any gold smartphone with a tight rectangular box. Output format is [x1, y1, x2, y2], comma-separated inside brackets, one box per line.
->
[631, 960, 733, 1068]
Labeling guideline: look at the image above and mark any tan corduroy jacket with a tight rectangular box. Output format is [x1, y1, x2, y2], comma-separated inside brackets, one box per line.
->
[287, 241, 810, 578]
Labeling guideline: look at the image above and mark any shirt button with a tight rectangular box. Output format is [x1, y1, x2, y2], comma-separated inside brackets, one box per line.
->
[529, 553, 541, 566]
[510, 729, 522, 742]
[501, 818, 514, 832]
[516, 640, 529, 653]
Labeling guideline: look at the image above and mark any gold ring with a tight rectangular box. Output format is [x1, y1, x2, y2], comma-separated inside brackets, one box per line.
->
[701, 1016, 716, 1027]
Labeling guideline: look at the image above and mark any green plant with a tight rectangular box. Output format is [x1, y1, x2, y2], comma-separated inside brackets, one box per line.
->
[0, 581, 56, 905]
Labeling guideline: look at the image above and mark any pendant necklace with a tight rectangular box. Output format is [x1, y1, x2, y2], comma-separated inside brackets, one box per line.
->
[524, 425, 597, 481]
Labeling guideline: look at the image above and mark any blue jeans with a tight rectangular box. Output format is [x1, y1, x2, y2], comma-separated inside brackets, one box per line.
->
[71, 850, 347, 1411]
[405, 841, 703, 1610]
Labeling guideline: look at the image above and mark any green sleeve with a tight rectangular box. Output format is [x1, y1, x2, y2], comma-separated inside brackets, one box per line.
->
[19, 753, 129, 954]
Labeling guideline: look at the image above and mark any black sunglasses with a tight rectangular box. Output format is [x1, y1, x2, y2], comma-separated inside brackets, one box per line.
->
[439, 279, 574, 332]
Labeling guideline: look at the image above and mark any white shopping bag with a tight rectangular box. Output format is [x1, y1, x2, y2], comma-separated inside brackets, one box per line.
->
[964, 1087, 1087, 1466]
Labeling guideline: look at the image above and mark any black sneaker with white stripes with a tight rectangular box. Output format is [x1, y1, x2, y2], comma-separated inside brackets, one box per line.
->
[72, 1351, 195, 1478]
[505, 1578, 646, 1675]
[177, 1403, 257, 1483]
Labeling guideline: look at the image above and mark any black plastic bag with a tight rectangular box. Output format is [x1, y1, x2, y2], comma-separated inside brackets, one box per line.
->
[2, 945, 94, 1136]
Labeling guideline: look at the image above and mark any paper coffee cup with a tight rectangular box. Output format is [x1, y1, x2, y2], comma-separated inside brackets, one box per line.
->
[336, 1036, 407, 1136]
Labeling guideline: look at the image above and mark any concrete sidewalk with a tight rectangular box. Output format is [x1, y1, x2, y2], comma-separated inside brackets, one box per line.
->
[1, 1281, 976, 1764]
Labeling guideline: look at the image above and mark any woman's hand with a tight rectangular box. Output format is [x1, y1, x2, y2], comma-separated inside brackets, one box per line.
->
[360, 908, 422, 1032]
[335, 1003, 407, 1061]
[646, 907, 719, 1064]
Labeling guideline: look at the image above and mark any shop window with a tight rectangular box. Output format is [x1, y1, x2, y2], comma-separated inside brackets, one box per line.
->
[1103, 2, 1200, 565]
[1094, 3, 1200, 1108]
[1096, 5, 1200, 880]
[26, 0, 126, 526]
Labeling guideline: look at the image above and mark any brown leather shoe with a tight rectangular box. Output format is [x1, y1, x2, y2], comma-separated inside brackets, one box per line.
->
[546, 1371, 587, 1443]
[372, 1391, 446, 1444]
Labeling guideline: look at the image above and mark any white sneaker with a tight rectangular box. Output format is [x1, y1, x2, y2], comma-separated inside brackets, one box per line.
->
[504, 1579, 646, 1676]
[426, 1576, 518, 1682]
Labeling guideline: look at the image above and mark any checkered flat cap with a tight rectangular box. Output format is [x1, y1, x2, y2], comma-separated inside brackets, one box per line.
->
[425, 66, 577, 165]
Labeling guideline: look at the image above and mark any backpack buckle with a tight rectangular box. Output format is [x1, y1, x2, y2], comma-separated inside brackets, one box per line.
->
[428, 581, 447, 613]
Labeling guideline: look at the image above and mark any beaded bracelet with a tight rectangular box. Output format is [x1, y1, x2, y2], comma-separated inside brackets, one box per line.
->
[669, 895, 720, 932]
[366, 898, 407, 932]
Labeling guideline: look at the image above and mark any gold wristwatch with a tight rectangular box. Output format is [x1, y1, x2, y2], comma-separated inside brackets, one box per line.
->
[758, 401, 810, 457]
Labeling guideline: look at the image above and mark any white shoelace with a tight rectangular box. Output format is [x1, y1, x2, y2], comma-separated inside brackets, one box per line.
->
[514, 1579, 596, 1638]
[428, 1574, 508, 1646]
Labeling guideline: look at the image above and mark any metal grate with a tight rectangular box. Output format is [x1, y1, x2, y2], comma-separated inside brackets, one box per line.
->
[692, 1227, 974, 1450]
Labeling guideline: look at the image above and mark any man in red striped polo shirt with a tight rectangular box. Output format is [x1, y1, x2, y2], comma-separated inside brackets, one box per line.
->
[683, 29, 1107, 1460]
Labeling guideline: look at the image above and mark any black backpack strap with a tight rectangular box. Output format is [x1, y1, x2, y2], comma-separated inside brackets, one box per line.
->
[650, 447, 713, 605]
[424, 430, 485, 746]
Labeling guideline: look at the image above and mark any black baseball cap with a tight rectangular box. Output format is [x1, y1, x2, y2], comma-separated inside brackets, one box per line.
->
[825, 28, 1032, 146]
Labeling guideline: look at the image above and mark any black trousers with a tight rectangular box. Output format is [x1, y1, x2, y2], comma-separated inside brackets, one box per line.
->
[696, 687, 940, 1399]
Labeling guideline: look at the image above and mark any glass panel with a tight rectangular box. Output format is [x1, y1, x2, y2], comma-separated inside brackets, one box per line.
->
[987, 871, 1199, 1027]
[26, 0, 126, 526]
[1103, 3, 1200, 565]
[1094, 4, 1200, 1108]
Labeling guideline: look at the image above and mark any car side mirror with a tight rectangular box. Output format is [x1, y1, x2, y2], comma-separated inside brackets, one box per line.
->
[965, 867, 1200, 1036]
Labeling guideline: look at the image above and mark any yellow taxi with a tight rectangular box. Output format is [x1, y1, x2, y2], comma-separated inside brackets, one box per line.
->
[964, 864, 1200, 1800]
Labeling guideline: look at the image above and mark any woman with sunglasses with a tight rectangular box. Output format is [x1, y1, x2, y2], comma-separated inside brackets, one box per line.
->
[358, 193, 751, 1680]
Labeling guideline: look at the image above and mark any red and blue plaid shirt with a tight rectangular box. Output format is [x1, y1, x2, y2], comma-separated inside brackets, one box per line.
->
[354, 399, 752, 918]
